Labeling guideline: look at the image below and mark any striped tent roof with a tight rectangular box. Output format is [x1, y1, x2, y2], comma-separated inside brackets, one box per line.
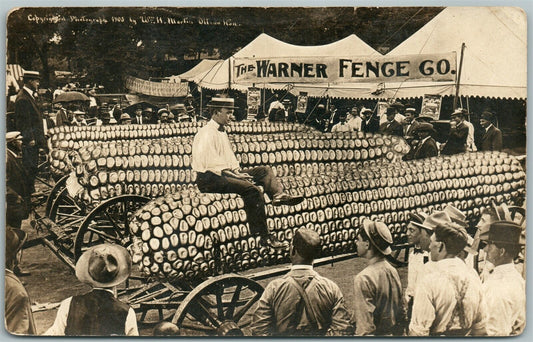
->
[7, 64, 25, 81]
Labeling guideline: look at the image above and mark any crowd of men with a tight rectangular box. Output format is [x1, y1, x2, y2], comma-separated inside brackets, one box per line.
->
[5, 74, 520, 337]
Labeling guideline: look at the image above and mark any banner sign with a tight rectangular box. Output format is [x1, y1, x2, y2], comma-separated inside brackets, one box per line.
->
[295, 92, 308, 114]
[125, 76, 189, 97]
[233, 52, 457, 84]
[420, 94, 443, 120]
[247, 87, 261, 117]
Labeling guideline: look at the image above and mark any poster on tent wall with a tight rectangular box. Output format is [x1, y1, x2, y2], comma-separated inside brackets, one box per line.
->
[247, 87, 261, 118]
[295, 92, 309, 113]
[233, 52, 457, 84]
[420, 94, 442, 120]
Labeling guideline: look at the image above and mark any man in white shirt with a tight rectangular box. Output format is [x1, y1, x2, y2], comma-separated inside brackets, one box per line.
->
[479, 221, 525, 336]
[192, 97, 304, 250]
[331, 113, 351, 132]
[268, 94, 285, 122]
[346, 107, 362, 131]
[409, 221, 487, 336]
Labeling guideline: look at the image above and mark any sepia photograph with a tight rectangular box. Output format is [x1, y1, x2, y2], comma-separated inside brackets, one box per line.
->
[4, 6, 527, 337]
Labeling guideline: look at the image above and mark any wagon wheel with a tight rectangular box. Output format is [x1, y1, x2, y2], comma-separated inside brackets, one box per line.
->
[48, 187, 86, 229]
[74, 195, 150, 261]
[45, 175, 69, 217]
[172, 274, 264, 336]
[387, 235, 411, 267]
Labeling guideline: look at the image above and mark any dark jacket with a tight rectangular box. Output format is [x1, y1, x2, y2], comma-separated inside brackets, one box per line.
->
[362, 116, 380, 134]
[403, 120, 420, 143]
[442, 122, 468, 155]
[14, 89, 46, 148]
[55, 108, 70, 126]
[479, 125, 503, 151]
[380, 120, 404, 137]
[403, 137, 439, 161]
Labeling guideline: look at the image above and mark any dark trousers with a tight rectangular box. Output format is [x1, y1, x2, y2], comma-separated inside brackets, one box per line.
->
[22, 144, 39, 193]
[196, 166, 282, 237]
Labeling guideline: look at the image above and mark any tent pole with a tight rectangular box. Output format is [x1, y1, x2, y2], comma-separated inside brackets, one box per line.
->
[453, 42, 466, 110]
[228, 57, 232, 92]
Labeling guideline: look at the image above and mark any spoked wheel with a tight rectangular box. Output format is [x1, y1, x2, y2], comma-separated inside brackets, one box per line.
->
[48, 187, 86, 230]
[74, 195, 150, 261]
[387, 236, 411, 267]
[45, 175, 69, 217]
[172, 274, 264, 336]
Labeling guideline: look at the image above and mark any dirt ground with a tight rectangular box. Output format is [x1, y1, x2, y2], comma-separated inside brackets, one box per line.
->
[18, 214, 408, 336]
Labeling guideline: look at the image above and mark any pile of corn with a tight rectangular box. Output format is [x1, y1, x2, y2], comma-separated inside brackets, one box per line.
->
[48, 122, 310, 178]
[129, 151, 525, 281]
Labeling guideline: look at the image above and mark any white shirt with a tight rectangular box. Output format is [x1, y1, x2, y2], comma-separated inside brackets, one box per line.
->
[191, 120, 240, 176]
[331, 122, 351, 132]
[268, 100, 284, 114]
[347, 116, 362, 131]
[409, 257, 486, 336]
[464, 120, 477, 151]
[44, 289, 138, 336]
[405, 249, 431, 300]
[482, 263, 525, 336]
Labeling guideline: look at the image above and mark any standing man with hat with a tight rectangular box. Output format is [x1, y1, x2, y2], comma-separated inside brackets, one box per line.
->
[409, 221, 486, 336]
[403, 122, 438, 160]
[132, 106, 145, 124]
[71, 110, 88, 126]
[379, 106, 404, 137]
[441, 108, 469, 155]
[158, 108, 170, 123]
[6, 131, 32, 231]
[14, 70, 46, 195]
[252, 228, 353, 336]
[347, 107, 362, 131]
[5, 228, 36, 335]
[353, 219, 403, 335]
[479, 221, 525, 335]
[143, 107, 156, 123]
[360, 108, 379, 134]
[45, 243, 138, 336]
[192, 97, 304, 250]
[185, 94, 196, 122]
[119, 113, 132, 125]
[478, 111, 502, 151]
[403, 107, 420, 143]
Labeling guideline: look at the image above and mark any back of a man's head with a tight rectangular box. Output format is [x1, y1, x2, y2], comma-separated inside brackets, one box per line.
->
[153, 321, 180, 336]
[434, 222, 468, 256]
[292, 228, 321, 262]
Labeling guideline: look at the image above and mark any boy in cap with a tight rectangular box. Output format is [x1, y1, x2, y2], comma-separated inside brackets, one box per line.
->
[409, 221, 486, 336]
[253, 228, 353, 336]
[402, 123, 438, 160]
[71, 110, 87, 126]
[119, 113, 132, 125]
[5, 228, 36, 335]
[14, 70, 46, 194]
[441, 108, 469, 155]
[192, 97, 304, 250]
[479, 111, 502, 151]
[45, 244, 138, 336]
[353, 219, 403, 335]
[480, 221, 525, 335]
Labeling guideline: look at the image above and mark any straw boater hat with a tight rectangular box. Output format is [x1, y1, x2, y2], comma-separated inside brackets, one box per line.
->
[23, 70, 41, 80]
[120, 113, 131, 121]
[451, 108, 469, 117]
[76, 243, 132, 288]
[73, 110, 85, 116]
[412, 211, 451, 232]
[158, 108, 170, 117]
[207, 97, 238, 109]
[362, 219, 393, 255]
[404, 107, 417, 115]
[6, 131, 23, 143]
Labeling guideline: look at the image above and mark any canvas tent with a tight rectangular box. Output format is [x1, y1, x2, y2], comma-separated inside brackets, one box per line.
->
[386, 7, 526, 100]
[190, 33, 383, 97]
[177, 59, 223, 81]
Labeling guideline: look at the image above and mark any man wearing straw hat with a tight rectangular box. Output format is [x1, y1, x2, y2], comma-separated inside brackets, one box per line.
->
[45, 244, 138, 336]
[14, 70, 46, 194]
[409, 221, 486, 336]
[5, 228, 36, 335]
[441, 108, 469, 155]
[192, 97, 304, 250]
[479, 221, 525, 335]
[353, 219, 403, 335]
[253, 228, 353, 336]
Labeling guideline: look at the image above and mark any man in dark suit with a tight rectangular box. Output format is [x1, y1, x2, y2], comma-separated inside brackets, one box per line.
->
[132, 106, 146, 125]
[403, 107, 420, 144]
[379, 107, 404, 136]
[54, 103, 70, 126]
[14, 71, 46, 194]
[441, 108, 469, 155]
[479, 111, 503, 151]
[361, 108, 380, 133]
[403, 123, 439, 160]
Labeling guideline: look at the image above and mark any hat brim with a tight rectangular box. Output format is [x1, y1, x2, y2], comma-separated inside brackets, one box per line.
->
[75, 244, 132, 288]
[207, 104, 238, 109]
[411, 221, 434, 232]
[362, 220, 392, 256]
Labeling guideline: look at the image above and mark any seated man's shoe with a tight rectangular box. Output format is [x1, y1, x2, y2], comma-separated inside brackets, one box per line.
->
[272, 193, 304, 206]
[262, 235, 289, 250]
[14, 265, 31, 277]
